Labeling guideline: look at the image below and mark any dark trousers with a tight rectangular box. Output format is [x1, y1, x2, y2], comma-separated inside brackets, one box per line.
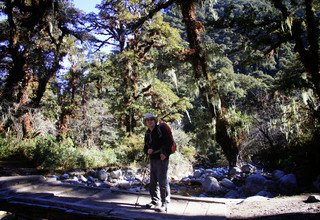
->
[149, 159, 170, 204]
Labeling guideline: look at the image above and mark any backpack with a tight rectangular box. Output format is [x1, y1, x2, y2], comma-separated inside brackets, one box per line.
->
[157, 122, 177, 154]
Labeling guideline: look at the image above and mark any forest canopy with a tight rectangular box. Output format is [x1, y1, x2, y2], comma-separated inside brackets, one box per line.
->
[0, 0, 319, 186]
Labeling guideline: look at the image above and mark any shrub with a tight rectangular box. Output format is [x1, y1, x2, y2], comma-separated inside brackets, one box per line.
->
[78, 147, 118, 168]
[172, 128, 196, 162]
[115, 134, 145, 164]
[0, 134, 16, 159]
[33, 136, 81, 169]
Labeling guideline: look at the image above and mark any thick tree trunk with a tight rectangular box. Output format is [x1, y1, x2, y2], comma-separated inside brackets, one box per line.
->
[18, 69, 33, 138]
[122, 57, 138, 136]
[178, 0, 239, 167]
[58, 110, 70, 136]
[21, 112, 32, 138]
[33, 65, 60, 107]
[304, 0, 319, 95]
[33, 75, 50, 107]
[2, 0, 25, 102]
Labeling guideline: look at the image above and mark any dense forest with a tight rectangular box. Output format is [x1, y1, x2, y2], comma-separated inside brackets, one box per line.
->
[0, 0, 319, 187]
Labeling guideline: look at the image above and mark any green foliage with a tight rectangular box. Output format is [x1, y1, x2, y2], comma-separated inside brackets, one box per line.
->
[32, 136, 80, 169]
[274, 43, 310, 91]
[187, 105, 219, 166]
[172, 128, 196, 162]
[78, 147, 118, 168]
[225, 108, 253, 138]
[143, 13, 184, 52]
[0, 133, 18, 159]
[0, 134, 120, 169]
[115, 134, 145, 164]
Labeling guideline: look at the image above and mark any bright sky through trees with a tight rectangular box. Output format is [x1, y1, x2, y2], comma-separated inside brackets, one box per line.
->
[73, 0, 100, 13]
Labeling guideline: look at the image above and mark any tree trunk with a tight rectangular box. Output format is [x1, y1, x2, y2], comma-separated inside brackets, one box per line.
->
[33, 43, 65, 106]
[33, 75, 51, 107]
[2, 0, 25, 102]
[57, 65, 79, 137]
[18, 68, 33, 138]
[178, 0, 239, 167]
[304, 0, 319, 96]
[58, 110, 70, 136]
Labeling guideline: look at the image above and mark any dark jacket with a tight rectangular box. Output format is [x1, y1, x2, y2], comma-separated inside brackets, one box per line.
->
[144, 124, 172, 160]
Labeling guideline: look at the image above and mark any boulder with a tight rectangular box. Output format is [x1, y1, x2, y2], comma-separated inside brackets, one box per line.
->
[202, 176, 220, 193]
[110, 170, 122, 179]
[278, 173, 298, 195]
[225, 190, 240, 198]
[244, 173, 267, 196]
[220, 178, 236, 189]
[272, 170, 285, 180]
[97, 170, 108, 181]
[168, 152, 193, 180]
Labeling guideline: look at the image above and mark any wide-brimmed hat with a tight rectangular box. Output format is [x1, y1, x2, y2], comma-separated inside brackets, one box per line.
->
[143, 113, 158, 125]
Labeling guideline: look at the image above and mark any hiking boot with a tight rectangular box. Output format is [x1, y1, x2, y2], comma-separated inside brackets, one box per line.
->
[155, 203, 167, 212]
[145, 201, 160, 209]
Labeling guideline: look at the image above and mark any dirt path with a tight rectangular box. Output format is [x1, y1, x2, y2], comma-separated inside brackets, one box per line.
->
[227, 194, 320, 219]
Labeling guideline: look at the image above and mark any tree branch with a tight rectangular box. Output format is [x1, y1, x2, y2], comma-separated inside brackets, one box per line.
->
[129, 0, 177, 30]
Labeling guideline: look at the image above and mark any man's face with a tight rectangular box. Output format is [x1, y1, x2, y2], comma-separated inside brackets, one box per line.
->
[145, 118, 155, 129]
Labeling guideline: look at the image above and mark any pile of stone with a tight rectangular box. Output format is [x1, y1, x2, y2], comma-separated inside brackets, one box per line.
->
[182, 165, 299, 198]
[48, 163, 320, 199]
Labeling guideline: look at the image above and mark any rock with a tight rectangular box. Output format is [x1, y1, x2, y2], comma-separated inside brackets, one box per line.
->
[272, 170, 285, 180]
[86, 170, 97, 178]
[88, 176, 96, 182]
[80, 175, 87, 182]
[202, 176, 220, 193]
[220, 178, 236, 189]
[46, 175, 58, 182]
[225, 190, 240, 198]
[229, 167, 242, 176]
[241, 164, 256, 173]
[204, 169, 214, 175]
[304, 195, 320, 203]
[97, 170, 108, 181]
[193, 169, 203, 178]
[63, 180, 81, 185]
[199, 193, 207, 197]
[118, 180, 131, 189]
[110, 170, 122, 179]
[168, 152, 193, 180]
[181, 177, 190, 182]
[100, 182, 112, 188]
[232, 175, 246, 187]
[185, 179, 202, 186]
[264, 179, 278, 193]
[212, 169, 225, 180]
[124, 169, 136, 181]
[244, 174, 267, 196]
[244, 195, 270, 202]
[93, 182, 102, 187]
[278, 173, 298, 195]
[256, 191, 274, 198]
[61, 173, 70, 179]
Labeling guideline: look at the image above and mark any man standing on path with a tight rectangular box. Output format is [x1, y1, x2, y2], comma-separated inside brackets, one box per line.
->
[143, 113, 172, 212]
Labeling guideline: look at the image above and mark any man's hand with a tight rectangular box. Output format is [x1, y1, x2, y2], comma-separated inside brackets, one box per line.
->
[160, 153, 166, 160]
[147, 149, 153, 155]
